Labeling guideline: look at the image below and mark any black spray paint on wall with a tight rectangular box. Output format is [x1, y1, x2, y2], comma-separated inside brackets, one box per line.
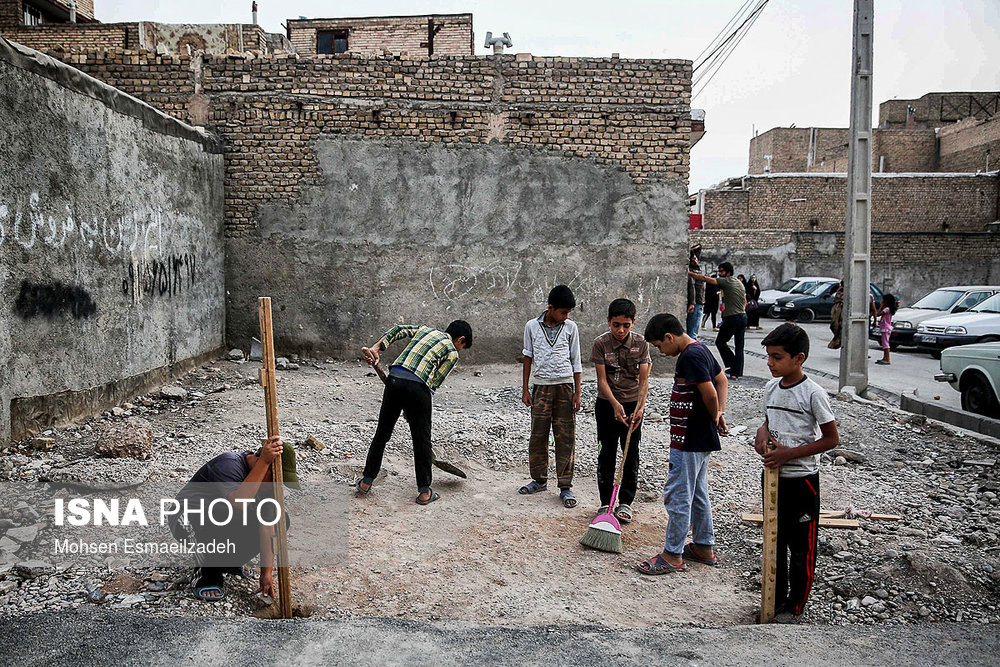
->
[14, 280, 97, 319]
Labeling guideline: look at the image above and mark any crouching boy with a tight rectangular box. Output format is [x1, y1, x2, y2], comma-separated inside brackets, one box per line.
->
[755, 323, 839, 621]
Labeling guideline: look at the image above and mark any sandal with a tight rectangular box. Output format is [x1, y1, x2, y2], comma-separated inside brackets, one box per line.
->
[194, 585, 225, 601]
[560, 489, 577, 508]
[682, 543, 718, 566]
[226, 565, 253, 579]
[415, 490, 440, 505]
[518, 480, 547, 495]
[354, 477, 373, 494]
[874, 360, 891, 365]
[614, 504, 633, 524]
[635, 553, 687, 575]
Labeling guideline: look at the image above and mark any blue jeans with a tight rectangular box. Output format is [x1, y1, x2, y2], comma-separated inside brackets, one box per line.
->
[663, 449, 715, 556]
[686, 305, 703, 338]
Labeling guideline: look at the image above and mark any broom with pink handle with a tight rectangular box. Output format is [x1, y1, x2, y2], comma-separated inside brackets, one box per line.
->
[579, 418, 638, 554]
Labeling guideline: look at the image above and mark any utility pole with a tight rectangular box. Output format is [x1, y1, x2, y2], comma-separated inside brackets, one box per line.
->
[839, 0, 873, 395]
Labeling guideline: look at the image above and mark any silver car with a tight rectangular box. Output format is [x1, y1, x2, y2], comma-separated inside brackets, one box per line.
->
[935, 342, 1000, 418]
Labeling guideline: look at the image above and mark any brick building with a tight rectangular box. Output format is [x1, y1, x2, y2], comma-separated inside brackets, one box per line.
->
[1, 10, 698, 361]
[0, 0, 95, 26]
[287, 13, 474, 57]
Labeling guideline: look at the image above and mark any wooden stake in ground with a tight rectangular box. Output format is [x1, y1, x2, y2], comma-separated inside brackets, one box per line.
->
[258, 297, 293, 619]
[760, 452, 779, 624]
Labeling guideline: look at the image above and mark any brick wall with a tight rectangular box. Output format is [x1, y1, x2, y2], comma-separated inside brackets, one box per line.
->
[880, 92, 1000, 129]
[288, 14, 473, 57]
[0, 0, 21, 26]
[1, 22, 133, 50]
[33, 49, 691, 235]
[702, 173, 999, 233]
[939, 115, 1000, 173]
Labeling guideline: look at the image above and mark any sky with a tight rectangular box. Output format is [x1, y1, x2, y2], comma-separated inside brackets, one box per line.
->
[98, 1, 1000, 193]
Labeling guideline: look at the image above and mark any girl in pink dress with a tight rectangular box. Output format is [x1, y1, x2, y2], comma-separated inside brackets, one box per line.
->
[874, 294, 898, 365]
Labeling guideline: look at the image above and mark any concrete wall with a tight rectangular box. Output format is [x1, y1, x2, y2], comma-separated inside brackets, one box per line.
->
[692, 229, 1000, 308]
[0, 39, 224, 443]
[229, 138, 689, 362]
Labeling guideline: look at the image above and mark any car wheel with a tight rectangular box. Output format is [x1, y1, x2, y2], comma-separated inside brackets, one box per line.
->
[768, 306, 779, 318]
[961, 372, 1000, 418]
[930, 351, 942, 360]
[797, 308, 816, 324]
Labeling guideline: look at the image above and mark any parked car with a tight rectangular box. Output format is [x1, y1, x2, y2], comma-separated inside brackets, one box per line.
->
[772, 281, 883, 324]
[759, 277, 838, 318]
[935, 342, 1000, 418]
[872, 286, 1000, 349]
[915, 292, 1000, 356]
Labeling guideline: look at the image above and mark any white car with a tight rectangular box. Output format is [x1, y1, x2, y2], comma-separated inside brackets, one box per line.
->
[759, 276, 838, 318]
[916, 292, 1000, 356]
[935, 342, 1000, 418]
[882, 285, 999, 348]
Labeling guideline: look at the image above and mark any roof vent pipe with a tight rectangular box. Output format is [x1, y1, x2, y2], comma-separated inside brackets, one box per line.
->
[68, 1, 77, 23]
[484, 32, 513, 55]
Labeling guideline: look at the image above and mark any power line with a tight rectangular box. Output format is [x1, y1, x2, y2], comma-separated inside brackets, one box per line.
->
[693, 0, 756, 67]
[693, 0, 770, 101]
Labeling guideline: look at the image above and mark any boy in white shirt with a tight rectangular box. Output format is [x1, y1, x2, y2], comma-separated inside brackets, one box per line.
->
[518, 285, 583, 508]
[754, 323, 839, 622]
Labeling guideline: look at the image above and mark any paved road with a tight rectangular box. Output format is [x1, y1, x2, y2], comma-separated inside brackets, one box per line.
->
[0, 610, 997, 666]
[699, 319, 962, 411]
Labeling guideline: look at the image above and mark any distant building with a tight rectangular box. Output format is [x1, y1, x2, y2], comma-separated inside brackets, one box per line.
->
[286, 13, 474, 57]
[0, 0, 96, 26]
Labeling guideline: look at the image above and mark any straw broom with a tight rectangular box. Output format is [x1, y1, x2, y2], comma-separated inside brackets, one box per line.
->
[579, 419, 638, 554]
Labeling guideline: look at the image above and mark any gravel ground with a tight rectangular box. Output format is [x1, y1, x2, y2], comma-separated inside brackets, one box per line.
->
[1, 356, 999, 630]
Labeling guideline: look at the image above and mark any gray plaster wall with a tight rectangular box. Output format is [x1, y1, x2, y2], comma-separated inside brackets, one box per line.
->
[228, 138, 689, 364]
[0, 40, 224, 442]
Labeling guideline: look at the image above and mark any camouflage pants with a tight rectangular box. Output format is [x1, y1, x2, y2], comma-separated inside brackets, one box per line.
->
[528, 383, 576, 489]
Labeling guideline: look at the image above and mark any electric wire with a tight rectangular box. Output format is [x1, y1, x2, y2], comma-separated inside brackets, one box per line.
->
[693, 0, 770, 101]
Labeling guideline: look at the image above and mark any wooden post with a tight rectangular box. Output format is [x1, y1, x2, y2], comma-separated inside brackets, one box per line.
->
[258, 297, 293, 619]
[760, 455, 779, 624]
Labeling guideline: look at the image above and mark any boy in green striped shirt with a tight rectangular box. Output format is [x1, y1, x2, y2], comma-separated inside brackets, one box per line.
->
[357, 321, 473, 504]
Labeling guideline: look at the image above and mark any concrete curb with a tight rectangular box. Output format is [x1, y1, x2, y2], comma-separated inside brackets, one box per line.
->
[900, 394, 1000, 439]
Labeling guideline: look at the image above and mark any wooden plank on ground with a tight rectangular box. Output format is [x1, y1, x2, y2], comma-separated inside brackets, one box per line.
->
[742, 513, 860, 529]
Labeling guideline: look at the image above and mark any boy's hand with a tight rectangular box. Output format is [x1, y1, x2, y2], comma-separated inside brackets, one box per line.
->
[753, 425, 769, 454]
[716, 413, 728, 435]
[630, 405, 644, 427]
[687, 304, 695, 314]
[613, 401, 628, 424]
[762, 445, 796, 469]
[572, 391, 581, 413]
[254, 568, 275, 599]
[522, 388, 533, 408]
[362, 346, 379, 367]
[258, 436, 283, 464]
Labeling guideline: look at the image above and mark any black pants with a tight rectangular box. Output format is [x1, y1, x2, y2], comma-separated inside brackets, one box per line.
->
[716, 313, 747, 377]
[747, 305, 760, 328]
[702, 301, 719, 328]
[761, 473, 820, 616]
[363, 376, 434, 491]
[595, 398, 642, 507]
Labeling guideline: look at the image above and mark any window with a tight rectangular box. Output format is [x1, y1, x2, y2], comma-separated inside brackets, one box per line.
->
[23, 5, 42, 25]
[954, 291, 992, 313]
[317, 30, 348, 54]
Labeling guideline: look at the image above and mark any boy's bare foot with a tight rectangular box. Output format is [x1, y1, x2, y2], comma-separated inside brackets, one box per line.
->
[662, 551, 685, 568]
[683, 543, 718, 566]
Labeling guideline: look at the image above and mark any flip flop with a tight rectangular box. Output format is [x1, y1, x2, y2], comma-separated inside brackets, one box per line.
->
[415, 490, 440, 505]
[683, 543, 718, 566]
[194, 585, 225, 601]
[354, 477, 373, 494]
[614, 504, 633, 523]
[518, 480, 547, 495]
[560, 489, 577, 508]
[635, 553, 687, 575]
[226, 565, 253, 579]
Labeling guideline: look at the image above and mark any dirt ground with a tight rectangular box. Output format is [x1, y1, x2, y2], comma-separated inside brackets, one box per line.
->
[4, 355, 1000, 630]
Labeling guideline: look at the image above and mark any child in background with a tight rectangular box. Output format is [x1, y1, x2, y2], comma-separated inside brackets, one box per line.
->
[755, 323, 839, 622]
[875, 294, 897, 366]
[519, 285, 583, 508]
[591, 298, 651, 524]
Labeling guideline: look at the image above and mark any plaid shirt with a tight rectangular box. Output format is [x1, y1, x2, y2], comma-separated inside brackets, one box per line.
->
[379, 325, 459, 392]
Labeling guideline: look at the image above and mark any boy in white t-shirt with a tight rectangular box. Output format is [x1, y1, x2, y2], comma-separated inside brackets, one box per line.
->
[754, 323, 839, 623]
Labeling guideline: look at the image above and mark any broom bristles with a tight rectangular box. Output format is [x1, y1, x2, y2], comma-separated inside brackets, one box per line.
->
[580, 523, 623, 553]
